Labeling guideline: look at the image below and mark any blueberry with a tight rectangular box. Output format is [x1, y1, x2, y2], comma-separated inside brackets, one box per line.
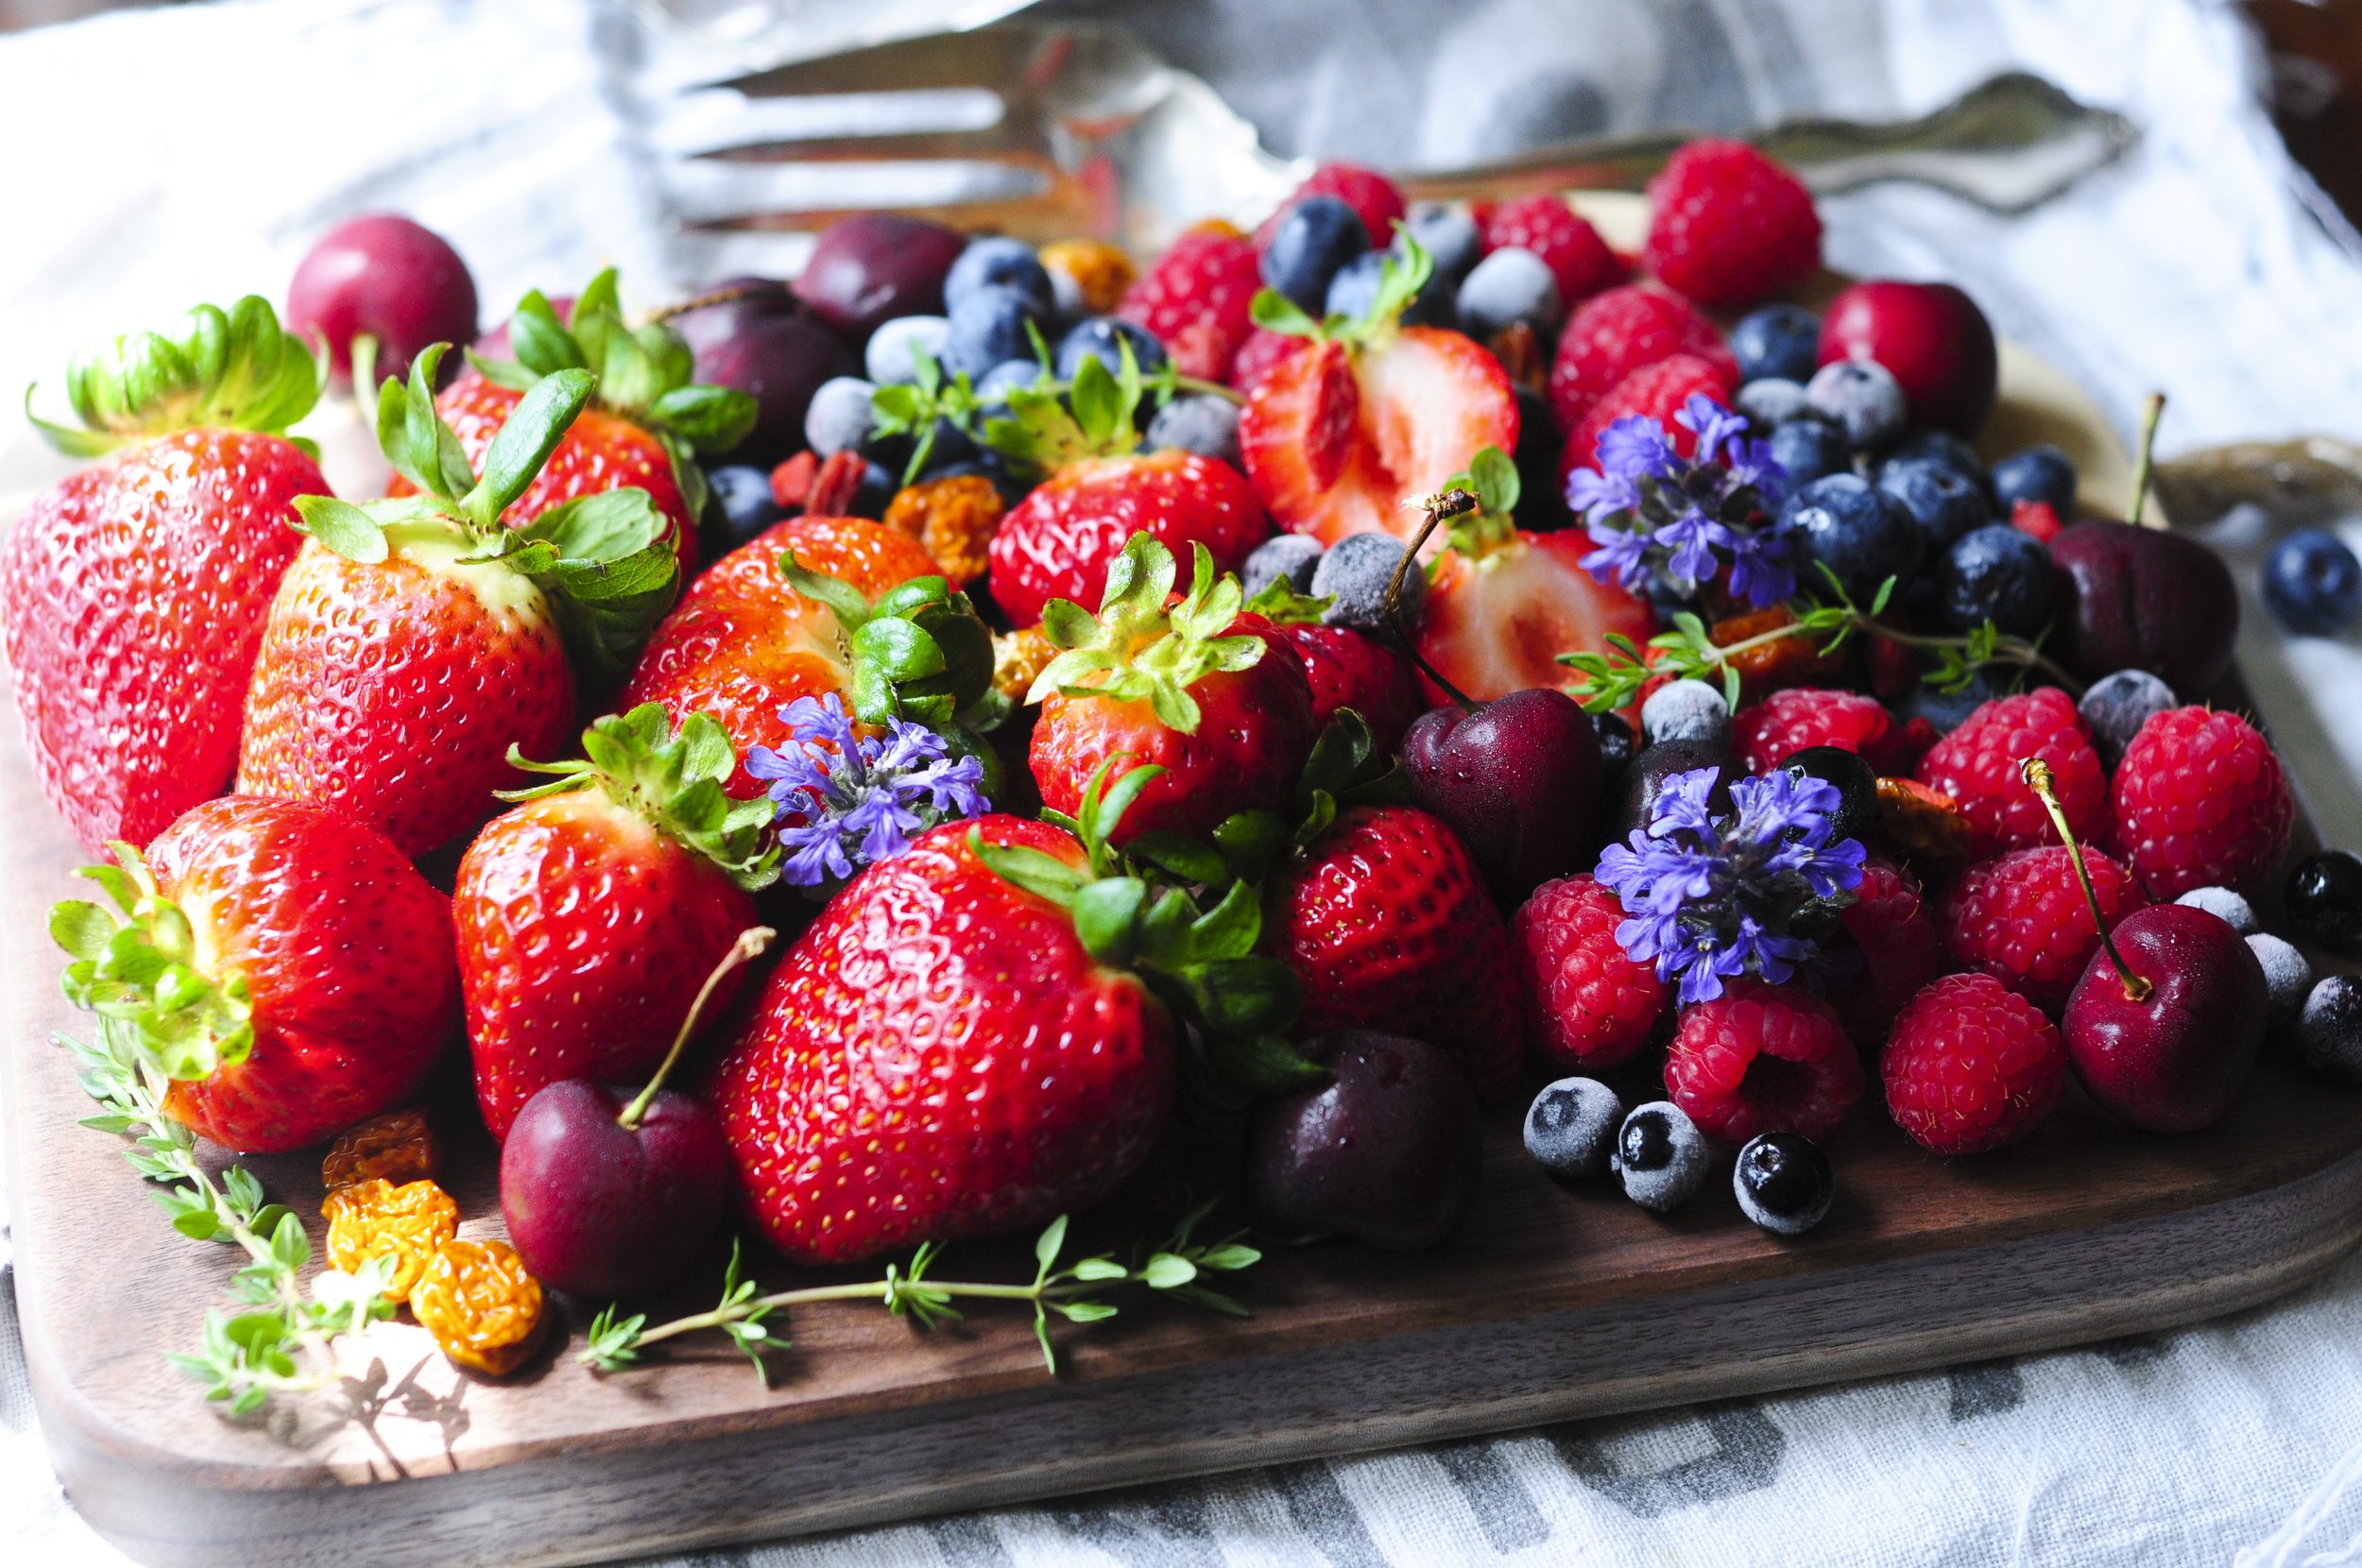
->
[707, 464, 783, 545]
[1242, 533, 1323, 599]
[1778, 745, 1879, 846]
[1524, 1078, 1625, 1180]
[1260, 195, 1370, 315]
[941, 283, 1049, 379]
[2263, 528, 2362, 636]
[1512, 384, 1568, 533]
[2296, 975, 2362, 1084]
[1640, 678, 1733, 749]
[1891, 670, 1996, 737]
[1613, 1101, 1708, 1213]
[2287, 850, 2362, 950]
[1733, 1131, 1834, 1236]
[1887, 430, 1995, 505]
[804, 375, 878, 457]
[863, 315, 951, 385]
[1146, 393, 1243, 469]
[1455, 247, 1563, 338]
[2248, 933, 2313, 1030]
[1992, 444, 2078, 513]
[1878, 456, 1990, 551]
[1729, 304, 1821, 385]
[944, 236, 1053, 315]
[2078, 669, 2177, 766]
[1933, 523, 2055, 637]
[1395, 203, 1482, 281]
[1054, 315, 1169, 382]
[1769, 417, 1853, 492]
[1324, 247, 1455, 328]
[1805, 359, 1908, 451]
[1737, 378, 1809, 429]
[849, 459, 896, 519]
[2175, 886, 2258, 935]
[1781, 473, 1923, 604]
[914, 417, 977, 475]
[971, 357, 1043, 412]
[1310, 533, 1421, 633]
[1594, 711, 1637, 780]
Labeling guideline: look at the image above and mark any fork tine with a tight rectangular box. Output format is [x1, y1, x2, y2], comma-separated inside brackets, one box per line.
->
[698, 129, 1035, 163]
[654, 84, 1007, 159]
[716, 26, 1054, 101]
[662, 155, 1056, 227]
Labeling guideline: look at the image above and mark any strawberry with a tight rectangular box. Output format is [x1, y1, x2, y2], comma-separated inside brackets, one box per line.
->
[1239, 242, 1519, 551]
[385, 269, 757, 572]
[1242, 582, 1426, 757]
[617, 513, 995, 800]
[455, 704, 780, 1140]
[238, 349, 681, 856]
[984, 347, 1271, 627]
[710, 763, 1308, 1264]
[5, 298, 323, 852]
[1027, 535, 1319, 845]
[50, 797, 458, 1153]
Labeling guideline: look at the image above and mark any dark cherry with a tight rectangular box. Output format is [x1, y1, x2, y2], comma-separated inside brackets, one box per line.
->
[1609, 738, 1739, 842]
[1778, 745, 1877, 846]
[1402, 688, 1604, 903]
[499, 1079, 734, 1299]
[286, 213, 479, 386]
[792, 213, 967, 341]
[1244, 1030, 1483, 1251]
[2062, 904, 2268, 1133]
[688, 309, 858, 469]
[667, 276, 796, 355]
[2048, 520, 2239, 697]
[2286, 849, 2362, 951]
[1817, 281, 1997, 436]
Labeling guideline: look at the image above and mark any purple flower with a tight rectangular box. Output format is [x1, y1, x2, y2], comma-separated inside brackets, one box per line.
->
[1596, 415, 1681, 483]
[745, 693, 989, 889]
[1652, 506, 1733, 585]
[1720, 435, 1788, 503]
[1566, 465, 1642, 523]
[1579, 519, 1651, 589]
[1675, 394, 1747, 469]
[1724, 520, 1796, 608]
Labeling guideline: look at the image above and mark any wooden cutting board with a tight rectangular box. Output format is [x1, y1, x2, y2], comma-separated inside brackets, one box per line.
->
[8, 326, 2359, 1568]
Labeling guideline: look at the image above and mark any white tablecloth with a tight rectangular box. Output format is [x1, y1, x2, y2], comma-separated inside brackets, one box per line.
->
[8, 1, 2362, 1563]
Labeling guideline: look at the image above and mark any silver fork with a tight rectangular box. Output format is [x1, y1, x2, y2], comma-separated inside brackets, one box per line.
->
[650, 20, 2137, 276]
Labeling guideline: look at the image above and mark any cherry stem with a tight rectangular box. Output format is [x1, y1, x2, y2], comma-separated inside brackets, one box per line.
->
[2019, 758, 2150, 1002]
[2128, 391, 2166, 527]
[1384, 489, 1481, 714]
[616, 926, 775, 1131]
[649, 282, 772, 323]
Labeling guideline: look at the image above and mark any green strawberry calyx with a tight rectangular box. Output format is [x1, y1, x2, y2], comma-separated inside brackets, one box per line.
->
[1197, 708, 1412, 887]
[27, 296, 326, 459]
[498, 704, 782, 891]
[969, 758, 1326, 1099]
[1248, 230, 1435, 357]
[289, 343, 681, 690]
[50, 844, 253, 1083]
[466, 267, 760, 520]
[1029, 533, 1265, 735]
[979, 334, 1145, 478]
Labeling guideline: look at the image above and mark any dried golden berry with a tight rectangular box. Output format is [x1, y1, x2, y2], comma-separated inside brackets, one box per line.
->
[1180, 217, 1247, 244]
[1039, 239, 1137, 315]
[413, 1238, 546, 1376]
[1710, 606, 1846, 703]
[324, 1178, 460, 1304]
[1485, 322, 1545, 393]
[994, 625, 1059, 702]
[321, 1107, 439, 1196]
[883, 474, 1004, 588]
[1875, 776, 1974, 884]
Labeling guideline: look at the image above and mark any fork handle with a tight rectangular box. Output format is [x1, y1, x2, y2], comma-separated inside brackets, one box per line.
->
[1397, 73, 2137, 216]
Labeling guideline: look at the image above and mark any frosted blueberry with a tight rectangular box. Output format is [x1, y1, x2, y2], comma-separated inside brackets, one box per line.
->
[1146, 394, 1242, 468]
[1734, 1131, 1834, 1236]
[1525, 1078, 1624, 1180]
[2079, 669, 2177, 768]
[1311, 533, 1421, 632]
[864, 315, 950, 386]
[1804, 359, 1908, 451]
[2247, 933, 2312, 1029]
[1642, 679, 1734, 749]
[2177, 886, 2259, 936]
[804, 376, 878, 457]
[1613, 1101, 1708, 1213]
[1243, 534, 1324, 599]
[2296, 975, 2362, 1085]
[1456, 247, 1564, 339]
[1737, 378, 1810, 428]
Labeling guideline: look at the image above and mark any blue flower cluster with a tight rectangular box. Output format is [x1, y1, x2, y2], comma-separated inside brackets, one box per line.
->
[745, 694, 989, 888]
[1569, 394, 1794, 610]
[1596, 766, 1868, 1005]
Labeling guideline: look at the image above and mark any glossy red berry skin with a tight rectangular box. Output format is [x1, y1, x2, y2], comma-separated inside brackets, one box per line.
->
[1733, 687, 1892, 776]
[1641, 140, 1823, 308]
[2062, 904, 2267, 1133]
[1511, 874, 1670, 1071]
[1277, 622, 1425, 758]
[986, 450, 1272, 629]
[1817, 281, 1998, 437]
[1561, 353, 1739, 476]
[1939, 846, 2146, 1012]
[1664, 979, 1863, 1144]
[1482, 196, 1622, 305]
[1548, 284, 1736, 434]
[1881, 972, 2067, 1154]
[792, 213, 966, 337]
[1120, 226, 1265, 383]
[2108, 707, 2293, 900]
[1825, 855, 1943, 1045]
[1912, 687, 2106, 860]
[286, 213, 479, 385]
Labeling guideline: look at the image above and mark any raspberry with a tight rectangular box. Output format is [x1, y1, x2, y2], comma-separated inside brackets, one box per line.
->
[1938, 846, 2146, 1011]
[2011, 498, 2065, 543]
[1512, 875, 1670, 1070]
[1826, 855, 1943, 1043]
[1641, 139, 1823, 308]
[2109, 707, 2293, 899]
[1664, 979, 1863, 1144]
[1229, 326, 1311, 394]
[1119, 226, 1262, 383]
[1881, 973, 2067, 1153]
[1481, 196, 1622, 306]
[1912, 687, 2105, 859]
[1561, 353, 1738, 477]
[1731, 686, 1892, 775]
[1254, 162, 1408, 252]
[1547, 284, 1736, 433]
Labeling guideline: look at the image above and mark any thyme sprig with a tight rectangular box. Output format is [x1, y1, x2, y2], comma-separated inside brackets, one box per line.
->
[63, 1017, 394, 1415]
[1555, 567, 2084, 714]
[581, 1201, 1259, 1384]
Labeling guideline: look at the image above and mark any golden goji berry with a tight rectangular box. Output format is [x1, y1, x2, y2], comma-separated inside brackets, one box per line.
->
[1875, 776, 1974, 886]
[1710, 606, 1847, 703]
[324, 1178, 460, 1304]
[1039, 239, 1137, 315]
[993, 625, 1059, 702]
[883, 473, 1004, 588]
[321, 1107, 440, 1196]
[413, 1238, 546, 1376]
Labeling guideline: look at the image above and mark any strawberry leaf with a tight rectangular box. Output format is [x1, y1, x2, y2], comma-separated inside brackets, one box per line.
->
[290, 496, 389, 564]
[980, 337, 1145, 476]
[469, 367, 597, 528]
[508, 291, 586, 380]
